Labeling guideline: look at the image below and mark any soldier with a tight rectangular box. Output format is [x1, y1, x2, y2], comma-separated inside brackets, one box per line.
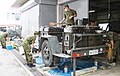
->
[0, 30, 9, 48]
[107, 31, 120, 63]
[60, 5, 77, 26]
[22, 31, 39, 67]
[89, 20, 97, 26]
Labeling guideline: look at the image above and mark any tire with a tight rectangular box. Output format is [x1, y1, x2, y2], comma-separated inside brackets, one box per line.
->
[41, 40, 53, 67]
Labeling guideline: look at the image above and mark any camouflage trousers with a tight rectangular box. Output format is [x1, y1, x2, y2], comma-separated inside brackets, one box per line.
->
[22, 43, 33, 64]
[0, 39, 6, 48]
[113, 41, 120, 56]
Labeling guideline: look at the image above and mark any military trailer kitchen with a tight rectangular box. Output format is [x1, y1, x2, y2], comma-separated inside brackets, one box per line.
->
[0, 0, 120, 76]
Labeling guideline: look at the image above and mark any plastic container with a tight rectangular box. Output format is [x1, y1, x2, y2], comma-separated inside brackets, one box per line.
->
[94, 61, 98, 69]
[35, 56, 43, 64]
[6, 45, 13, 51]
[64, 66, 68, 73]
[6, 41, 13, 51]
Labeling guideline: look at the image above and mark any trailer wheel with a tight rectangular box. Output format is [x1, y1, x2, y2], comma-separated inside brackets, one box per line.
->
[41, 40, 53, 67]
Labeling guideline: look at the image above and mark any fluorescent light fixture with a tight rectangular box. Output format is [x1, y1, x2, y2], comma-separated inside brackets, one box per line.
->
[89, 10, 95, 13]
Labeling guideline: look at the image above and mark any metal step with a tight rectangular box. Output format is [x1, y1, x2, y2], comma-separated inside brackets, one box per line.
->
[53, 53, 71, 58]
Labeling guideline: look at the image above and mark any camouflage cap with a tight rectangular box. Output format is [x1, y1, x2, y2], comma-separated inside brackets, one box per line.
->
[34, 31, 40, 35]
[64, 5, 69, 8]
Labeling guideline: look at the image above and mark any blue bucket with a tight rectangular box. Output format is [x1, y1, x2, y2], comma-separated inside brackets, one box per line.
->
[6, 45, 13, 51]
[35, 56, 43, 64]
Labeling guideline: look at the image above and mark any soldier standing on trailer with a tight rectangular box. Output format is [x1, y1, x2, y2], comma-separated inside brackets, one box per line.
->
[60, 5, 77, 26]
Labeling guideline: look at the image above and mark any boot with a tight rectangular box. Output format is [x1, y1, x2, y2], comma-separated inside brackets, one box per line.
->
[2, 46, 6, 49]
[27, 63, 35, 67]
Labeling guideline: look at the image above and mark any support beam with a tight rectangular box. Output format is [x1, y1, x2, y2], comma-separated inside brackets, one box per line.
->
[12, 0, 29, 7]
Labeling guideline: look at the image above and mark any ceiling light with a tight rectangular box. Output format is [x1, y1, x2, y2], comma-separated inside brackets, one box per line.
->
[89, 10, 95, 13]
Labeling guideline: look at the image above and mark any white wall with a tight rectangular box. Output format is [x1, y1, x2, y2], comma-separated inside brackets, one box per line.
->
[40, 0, 57, 5]
[21, 5, 39, 38]
[38, 0, 57, 26]
[29, 5, 39, 34]
[39, 5, 57, 26]
[68, 0, 88, 20]
[21, 0, 57, 38]
[21, 10, 29, 38]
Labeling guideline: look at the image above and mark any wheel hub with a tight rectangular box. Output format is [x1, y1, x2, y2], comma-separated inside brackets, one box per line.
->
[43, 46, 50, 59]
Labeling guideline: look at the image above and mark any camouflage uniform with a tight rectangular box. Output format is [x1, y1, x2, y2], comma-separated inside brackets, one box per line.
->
[22, 35, 36, 64]
[0, 33, 9, 48]
[107, 31, 120, 56]
[64, 9, 77, 25]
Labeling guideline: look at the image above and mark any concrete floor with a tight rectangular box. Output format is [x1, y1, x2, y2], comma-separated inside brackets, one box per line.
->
[0, 49, 29, 76]
[87, 61, 120, 76]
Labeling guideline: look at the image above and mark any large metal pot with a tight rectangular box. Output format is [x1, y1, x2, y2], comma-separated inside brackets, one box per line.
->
[76, 19, 82, 25]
